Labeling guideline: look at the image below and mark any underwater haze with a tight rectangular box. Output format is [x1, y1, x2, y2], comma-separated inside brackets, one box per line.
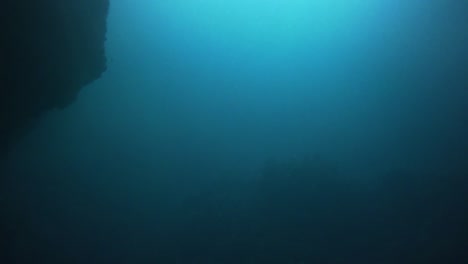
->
[3, 0, 468, 263]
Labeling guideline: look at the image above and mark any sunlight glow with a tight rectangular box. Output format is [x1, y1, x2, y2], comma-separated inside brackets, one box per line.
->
[150, 0, 385, 74]
[159, 0, 375, 40]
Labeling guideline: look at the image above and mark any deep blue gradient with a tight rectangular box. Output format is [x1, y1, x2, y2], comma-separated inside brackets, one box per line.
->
[3, 1, 468, 263]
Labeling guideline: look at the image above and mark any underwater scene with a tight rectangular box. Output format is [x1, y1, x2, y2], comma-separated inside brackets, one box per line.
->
[2, 0, 467, 263]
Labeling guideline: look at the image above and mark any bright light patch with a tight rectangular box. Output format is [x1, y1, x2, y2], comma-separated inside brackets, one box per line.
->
[151, 0, 382, 74]
[160, 0, 374, 39]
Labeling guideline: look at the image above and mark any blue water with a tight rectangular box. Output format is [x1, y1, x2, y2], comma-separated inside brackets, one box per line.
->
[3, 1, 468, 263]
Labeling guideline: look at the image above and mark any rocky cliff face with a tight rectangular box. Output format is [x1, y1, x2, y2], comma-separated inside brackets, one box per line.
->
[0, 0, 109, 156]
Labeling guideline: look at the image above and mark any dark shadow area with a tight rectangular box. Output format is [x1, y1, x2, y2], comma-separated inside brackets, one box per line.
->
[2, 153, 467, 263]
[0, 0, 109, 156]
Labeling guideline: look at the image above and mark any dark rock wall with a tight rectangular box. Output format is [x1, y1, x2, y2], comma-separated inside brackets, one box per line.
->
[0, 0, 109, 156]
[0, 1, 109, 261]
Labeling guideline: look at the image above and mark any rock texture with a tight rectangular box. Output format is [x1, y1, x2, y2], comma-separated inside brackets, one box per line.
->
[0, 0, 109, 156]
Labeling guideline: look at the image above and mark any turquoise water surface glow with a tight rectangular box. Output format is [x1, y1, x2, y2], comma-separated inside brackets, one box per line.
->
[152, 0, 384, 66]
